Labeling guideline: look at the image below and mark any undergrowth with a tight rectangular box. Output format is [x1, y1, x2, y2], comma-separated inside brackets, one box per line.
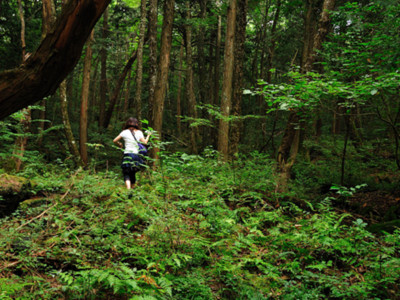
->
[0, 151, 399, 299]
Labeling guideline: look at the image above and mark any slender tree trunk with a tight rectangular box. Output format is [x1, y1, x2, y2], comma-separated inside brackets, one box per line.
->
[14, 0, 30, 172]
[99, 8, 109, 128]
[185, 2, 198, 154]
[123, 69, 132, 116]
[152, 0, 175, 159]
[210, 14, 222, 148]
[79, 30, 94, 166]
[176, 44, 184, 137]
[214, 15, 222, 107]
[103, 49, 138, 129]
[197, 0, 208, 105]
[265, 0, 281, 83]
[255, 1, 270, 113]
[230, 0, 248, 155]
[17, 0, 26, 61]
[198, 0, 208, 150]
[147, 0, 158, 123]
[277, 0, 336, 189]
[60, 80, 84, 167]
[304, 0, 336, 71]
[217, 0, 237, 159]
[341, 114, 350, 185]
[134, 0, 148, 121]
[37, 0, 57, 146]
[301, 0, 316, 72]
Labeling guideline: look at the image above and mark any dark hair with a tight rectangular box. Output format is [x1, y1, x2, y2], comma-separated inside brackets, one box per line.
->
[124, 117, 140, 130]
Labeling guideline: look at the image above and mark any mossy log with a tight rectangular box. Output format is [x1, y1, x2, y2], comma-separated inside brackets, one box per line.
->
[0, 174, 32, 217]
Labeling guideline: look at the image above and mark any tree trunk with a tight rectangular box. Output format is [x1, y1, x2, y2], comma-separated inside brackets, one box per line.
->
[13, 0, 30, 172]
[98, 7, 109, 128]
[217, 0, 237, 159]
[301, 0, 316, 72]
[265, 0, 281, 83]
[134, 0, 148, 121]
[123, 68, 132, 116]
[214, 15, 222, 108]
[0, 0, 112, 120]
[250, 1, 269, 85]
[79, 30, 94, 166]
[152, 0, 175, 159]
[60, 80, 84, 167]
[37, 0, 57, 146]
[185, 2, 198, 154]
[197, 0, 208, 105]
[230, 0, 248, 155]
[198, 0, 208, 151]
[277, 0, 336, 189]
[176, 44, 184, 137]
[103, 49, 138, 129]
[147, 0, 158, 123]
[304, 0, 336, 71]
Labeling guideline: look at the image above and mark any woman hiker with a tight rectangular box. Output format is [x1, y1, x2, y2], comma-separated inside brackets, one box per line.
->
[113, 117, 151, 189]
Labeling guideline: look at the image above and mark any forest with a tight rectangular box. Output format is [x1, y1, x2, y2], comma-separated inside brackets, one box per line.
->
[0, 0, 399, 298]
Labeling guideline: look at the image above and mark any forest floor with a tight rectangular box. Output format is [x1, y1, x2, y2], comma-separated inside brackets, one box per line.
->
[0, 153, 399, 299]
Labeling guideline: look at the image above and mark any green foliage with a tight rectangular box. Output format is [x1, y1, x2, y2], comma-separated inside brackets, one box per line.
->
[0, 152, 399, 299]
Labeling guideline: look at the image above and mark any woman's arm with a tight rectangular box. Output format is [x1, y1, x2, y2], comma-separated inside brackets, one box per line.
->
[139, 132, 151, 145]
[113, 135, 123, 148]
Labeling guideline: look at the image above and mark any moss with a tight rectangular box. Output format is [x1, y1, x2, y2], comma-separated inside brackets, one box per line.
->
[0, 174, 32, 218]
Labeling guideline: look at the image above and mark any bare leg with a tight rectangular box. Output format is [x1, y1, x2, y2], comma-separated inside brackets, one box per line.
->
[125, 180, 131, 189]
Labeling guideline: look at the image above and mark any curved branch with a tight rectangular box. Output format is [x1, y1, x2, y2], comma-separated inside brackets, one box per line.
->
[0, 0, 111, 120]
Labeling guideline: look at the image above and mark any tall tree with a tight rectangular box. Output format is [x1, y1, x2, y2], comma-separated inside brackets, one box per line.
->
[147, 0, 158, 123]
[60, 79, 84, 167]
[79, 30, 94, 166]
[276, 0, 336, 187]
[185, 2, 198, 154]
[134, 0, 148, 121]
[230, 0, 248, 155]
[103, 48, 138, 129]
[152, 0, 175, 159]
[217, 0, 237, 159]
[98, 8, 109, 128]
[13, 0, 30, 172]
[176, 44, 184, 137]
[37, 0, 56, 146]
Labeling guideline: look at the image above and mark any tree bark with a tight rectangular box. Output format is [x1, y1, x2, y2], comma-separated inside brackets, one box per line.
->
[304, 0, 336, 71]
[123, 68, 132, 116]
[176, 44, 184, 137]
[0, 0, 111, 120]
[217, 0, 237, 159]
[147, 0, 158, 123]
[103, 49, 138, 129]
[213, 15, 222, 108]
[185, 2, 198, 154]
[79, 30, 94, 166]
[37, 0, 57, 146]
[13, 0, 30, 172]
[265, 0, 281, 83]
[134, 0, 148, 121]
[60, 79, 84, 167]
[230, 0, 248, 155]
[152, 0, 175, 159]
[277, 0, 336, 189]
[98, 7, 109, 128]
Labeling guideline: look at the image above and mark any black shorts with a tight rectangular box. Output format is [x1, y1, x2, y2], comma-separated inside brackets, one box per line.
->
[121, 153, 144, 182]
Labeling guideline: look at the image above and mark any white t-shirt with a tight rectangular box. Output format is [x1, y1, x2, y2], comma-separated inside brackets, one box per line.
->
[119, 129, 144, 154]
